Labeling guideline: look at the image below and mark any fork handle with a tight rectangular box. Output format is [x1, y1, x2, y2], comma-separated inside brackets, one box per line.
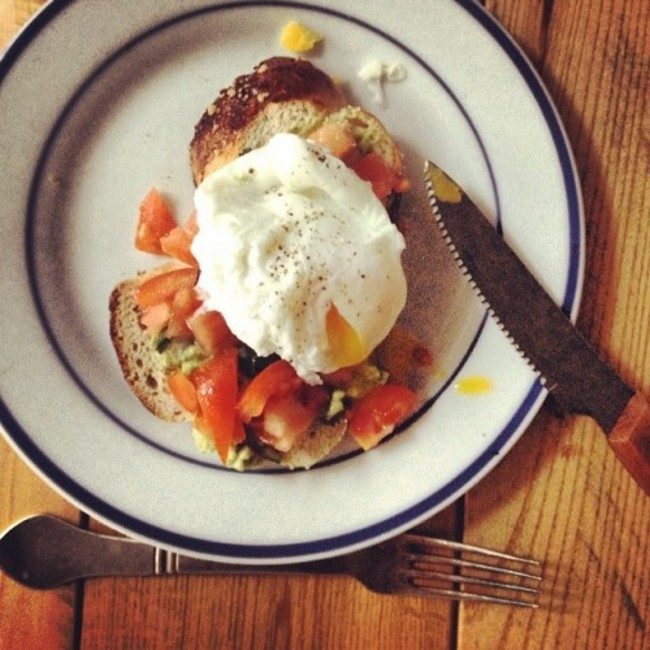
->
[171, 552, 346, 578]
[64, 534, 348, 585]
[15, 522, 346, 588]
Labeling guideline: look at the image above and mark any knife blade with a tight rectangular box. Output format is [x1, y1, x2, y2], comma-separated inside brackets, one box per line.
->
[424, 160, 650, 495]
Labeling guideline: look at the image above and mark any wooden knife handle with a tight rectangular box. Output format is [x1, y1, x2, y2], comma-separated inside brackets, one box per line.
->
[608, 391, 650, 495]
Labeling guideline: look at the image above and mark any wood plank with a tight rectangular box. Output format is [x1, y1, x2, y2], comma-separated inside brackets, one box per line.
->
[0, 0, 43, 47]
[79, 506, 459, 649]
[0, 437, 79, 650]
[82, 574, 453, 649]
[463, 1, 650, 648]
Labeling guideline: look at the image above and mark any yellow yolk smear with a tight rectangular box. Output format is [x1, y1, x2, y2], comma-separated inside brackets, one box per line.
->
[455, 375, 493, 395]
[326, 304, 368, 369]
[280, 21, 323, 53]
[428, 165, 463, 203]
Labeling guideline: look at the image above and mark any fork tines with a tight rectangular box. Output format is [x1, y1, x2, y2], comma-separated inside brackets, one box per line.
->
[399, 534, 543, 608]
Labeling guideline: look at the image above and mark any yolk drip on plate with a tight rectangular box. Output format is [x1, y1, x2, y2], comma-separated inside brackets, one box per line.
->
[280, 21, 323, 53]
[455, 375, 493, 395]
[428, 165, 463, 203]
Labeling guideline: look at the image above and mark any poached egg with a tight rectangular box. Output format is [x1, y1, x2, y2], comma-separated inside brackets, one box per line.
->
[191, 133, 407, 384]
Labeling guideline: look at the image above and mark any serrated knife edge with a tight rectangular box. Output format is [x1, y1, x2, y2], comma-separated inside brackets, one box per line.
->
[423, 160, 650, 494]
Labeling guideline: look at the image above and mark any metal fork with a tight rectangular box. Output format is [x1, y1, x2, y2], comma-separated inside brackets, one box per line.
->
[351, 532, 542, 608]
[0, 515, 542, 607]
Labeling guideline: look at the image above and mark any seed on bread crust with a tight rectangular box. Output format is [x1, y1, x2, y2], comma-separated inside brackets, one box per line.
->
[189, 57, 346, 184]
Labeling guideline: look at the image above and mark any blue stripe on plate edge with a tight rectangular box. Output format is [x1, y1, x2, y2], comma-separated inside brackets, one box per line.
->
[1, 0, 582, 559]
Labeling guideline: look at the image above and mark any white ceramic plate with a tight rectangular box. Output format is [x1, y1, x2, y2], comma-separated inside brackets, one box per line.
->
[0, 0, 583, 562]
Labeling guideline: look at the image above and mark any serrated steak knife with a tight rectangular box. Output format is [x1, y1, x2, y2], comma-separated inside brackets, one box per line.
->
[424, 161, 650, 495]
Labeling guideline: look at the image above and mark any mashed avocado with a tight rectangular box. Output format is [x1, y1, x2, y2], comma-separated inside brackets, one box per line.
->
[192, 427, 258, 471]
[325, 361, 388, 420]
[155, 338, 207, 374]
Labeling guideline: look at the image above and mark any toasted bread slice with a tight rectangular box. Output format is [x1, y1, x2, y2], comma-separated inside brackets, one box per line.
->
[281, 418, 348, 470]
[109, 269, 346, 467]
[111, 57, 407, 468]
[190, 57, 346, 184]
[108, 263, 347, 466]
[190, 57, 406, 188]
[109, 266, 192, 423]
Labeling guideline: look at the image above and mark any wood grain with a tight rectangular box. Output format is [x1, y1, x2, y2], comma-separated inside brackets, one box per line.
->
[1, 0, 649, 648]
[469, 1, 650, 648]
[79, 508, 458, 649]
[0, 435, 78, 650]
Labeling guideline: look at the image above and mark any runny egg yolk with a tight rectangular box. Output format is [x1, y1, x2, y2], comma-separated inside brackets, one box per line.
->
[326, 304, 368, 369]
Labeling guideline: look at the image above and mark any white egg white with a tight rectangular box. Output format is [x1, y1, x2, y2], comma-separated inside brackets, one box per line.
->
[191, 133, 407, 384]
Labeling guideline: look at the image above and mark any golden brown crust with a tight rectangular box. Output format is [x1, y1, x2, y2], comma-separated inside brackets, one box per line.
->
[109, 269, 192, 423]
[189, 57, 346, 184]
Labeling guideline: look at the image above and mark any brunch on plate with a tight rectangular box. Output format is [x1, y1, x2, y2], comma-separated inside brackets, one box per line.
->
[109, 56, 418, 470]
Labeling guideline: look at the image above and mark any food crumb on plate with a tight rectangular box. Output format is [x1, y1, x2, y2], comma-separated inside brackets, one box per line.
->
[358, 60, 408, 105]
[280, 21, 323, 52]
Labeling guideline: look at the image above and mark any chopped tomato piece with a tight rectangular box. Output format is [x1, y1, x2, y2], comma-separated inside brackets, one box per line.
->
[348, 384, 417, 450]
[134, 267, 198, 311]
[139, 301, 171, 336]
[189, 310, 236, 356]
[351, 153, 409, 202]
[160, 226, 197, 266]
[166, 287, 201, 338]
[184, 209, 199, 236]
[168, 371, 199, 414]
[261, 386, 328, 452]
[237, 359, 302, 422]
[232, 413, 246, 445]
[135, 188, 177, 254]
[191, 347, 239, 463]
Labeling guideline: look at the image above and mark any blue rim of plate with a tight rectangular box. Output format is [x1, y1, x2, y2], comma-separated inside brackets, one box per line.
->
[0, 0, 582, 560]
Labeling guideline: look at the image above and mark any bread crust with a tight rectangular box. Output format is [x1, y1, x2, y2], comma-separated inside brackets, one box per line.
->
[281, 418, 348, 469]
[109, 268, 192, 423]
[109, 271, 347, 467]
[190, 57, 346, 184]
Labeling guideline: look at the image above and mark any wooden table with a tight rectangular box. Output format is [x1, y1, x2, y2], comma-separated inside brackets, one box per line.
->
[1, 1, 648, 648]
